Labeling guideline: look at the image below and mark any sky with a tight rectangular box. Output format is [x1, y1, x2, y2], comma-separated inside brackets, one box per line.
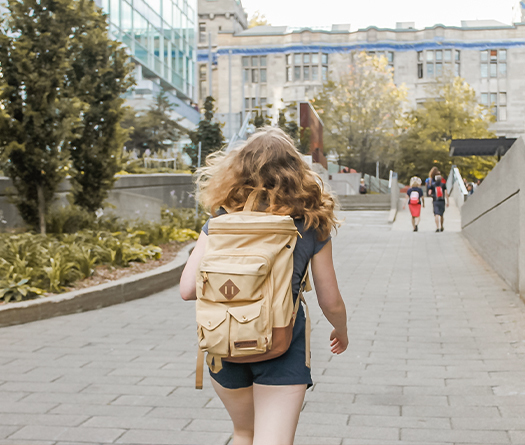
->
[240, 0, 519, 30]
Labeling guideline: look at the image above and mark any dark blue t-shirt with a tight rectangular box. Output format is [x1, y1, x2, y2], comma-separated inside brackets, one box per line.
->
[406, 187, 423, 205]
[201, 210, 330, 299]
[430, 181, 447, 202]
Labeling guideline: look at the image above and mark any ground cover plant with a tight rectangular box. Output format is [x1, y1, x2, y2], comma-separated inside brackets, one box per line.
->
[0, 207, 202, 303]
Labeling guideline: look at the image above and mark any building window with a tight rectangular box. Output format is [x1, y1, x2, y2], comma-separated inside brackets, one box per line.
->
[286, 52, 327, 82]
[199, 22, 206, 43]
[418, 49, 460, 79]
[243, 55, 267, 84]
[481, 49, 507, 79]
[368, 51, 395, 70]
[480, 91, 507, 121]
[244, 96, 268, 119]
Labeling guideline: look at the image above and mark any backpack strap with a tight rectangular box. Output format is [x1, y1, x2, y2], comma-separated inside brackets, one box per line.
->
[243, 188, 266, 212]
[196, 348, 204, 390]
[296, 266, 312, 368]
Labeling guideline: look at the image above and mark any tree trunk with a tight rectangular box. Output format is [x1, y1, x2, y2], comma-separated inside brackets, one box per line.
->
[37, 184, 46, 235]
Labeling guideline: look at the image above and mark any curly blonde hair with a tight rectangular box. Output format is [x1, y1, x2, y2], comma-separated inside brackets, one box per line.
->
[196, 127, 339, 240]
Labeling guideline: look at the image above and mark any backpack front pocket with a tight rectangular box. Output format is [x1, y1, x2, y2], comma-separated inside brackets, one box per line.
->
[198, 252, 271, 303]
[196, 301, 229, 357]
[228, 300, 269, 357]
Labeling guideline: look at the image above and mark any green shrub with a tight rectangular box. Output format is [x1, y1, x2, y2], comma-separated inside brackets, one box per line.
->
[46, 205, 95, 234]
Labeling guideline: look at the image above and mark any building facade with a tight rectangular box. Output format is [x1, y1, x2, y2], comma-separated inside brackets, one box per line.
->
[197, 0, 247, 103]
[198, 16, 525, 140]
[95, 0, 200, 128]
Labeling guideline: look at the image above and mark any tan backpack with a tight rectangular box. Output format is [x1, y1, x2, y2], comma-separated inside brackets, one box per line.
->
[195, 191, 311, 389]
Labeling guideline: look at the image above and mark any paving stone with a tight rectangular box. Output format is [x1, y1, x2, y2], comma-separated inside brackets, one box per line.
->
[115, 429, 231, 444]
[401, 427, 510, 443]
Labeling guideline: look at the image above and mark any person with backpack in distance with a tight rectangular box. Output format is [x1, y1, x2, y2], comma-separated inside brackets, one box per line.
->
[429, 174, 449, 232]
[180, 127, 348, 445]
[403, 176, 425, 232]
[425, 166, 440, 197]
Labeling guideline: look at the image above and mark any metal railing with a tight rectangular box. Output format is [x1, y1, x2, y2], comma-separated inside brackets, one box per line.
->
[446, 165, 468, 209]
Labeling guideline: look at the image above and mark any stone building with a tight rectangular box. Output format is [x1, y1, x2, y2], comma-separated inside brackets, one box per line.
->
[197, 5, 525, 140]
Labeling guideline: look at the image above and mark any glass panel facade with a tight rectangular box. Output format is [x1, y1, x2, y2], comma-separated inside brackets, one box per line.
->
[101, 0, 196, 98]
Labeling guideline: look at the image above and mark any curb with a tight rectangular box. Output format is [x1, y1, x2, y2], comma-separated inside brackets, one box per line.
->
[0, 242, 195, 328]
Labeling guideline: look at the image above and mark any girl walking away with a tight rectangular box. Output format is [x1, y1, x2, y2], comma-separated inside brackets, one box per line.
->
[403, 176, 425, 232]
[425, 166, 439, 197]
[180, 127, 348, 445]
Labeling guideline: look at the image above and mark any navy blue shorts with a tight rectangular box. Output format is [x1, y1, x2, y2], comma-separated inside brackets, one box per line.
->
[209, 305, 313, 389]
[433, 200, 446, 216]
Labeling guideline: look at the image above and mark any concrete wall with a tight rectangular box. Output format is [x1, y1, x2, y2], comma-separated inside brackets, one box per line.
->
[461, 137, 525, 296]
[0, 174, 195, 229]
[328, 173, 361, 196]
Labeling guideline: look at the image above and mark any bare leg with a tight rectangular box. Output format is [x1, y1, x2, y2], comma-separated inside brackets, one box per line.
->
[211, 378, 255, 445]
[440, 215, 444, 230]
[415, 216, 420, 226]
[411, 216, 416, 230]
[434, 214, 440, 229]
[253, 384, 307, 445]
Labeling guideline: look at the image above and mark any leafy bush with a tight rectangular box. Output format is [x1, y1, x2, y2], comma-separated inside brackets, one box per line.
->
[0, 208, 199, 303]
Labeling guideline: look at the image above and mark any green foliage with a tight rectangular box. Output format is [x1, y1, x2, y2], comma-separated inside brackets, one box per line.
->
[0, 0, 134, 233]
[278, 101, 299, 144]
[122, 89, 183, 156]
[0, 0, 84, 234]
[314, 52, 407, 174]
[248, 11, 270, 28]
[0, 210, 199, 302]
[68, 0, 135, 214]
[45, 205, 95, 235]
[186, 96, 224, 169]
[396, 75, 496, 183]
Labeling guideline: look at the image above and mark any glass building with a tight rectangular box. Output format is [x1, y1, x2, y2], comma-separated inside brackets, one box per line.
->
[96, 0, 199, 125]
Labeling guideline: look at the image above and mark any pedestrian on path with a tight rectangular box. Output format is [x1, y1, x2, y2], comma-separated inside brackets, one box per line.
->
[359, 177, 367, 194]
[429, 174, 449, 232]
[180, 127, 348, 445]
[425, 166, 439, 196]
[403, 176, 425, 232]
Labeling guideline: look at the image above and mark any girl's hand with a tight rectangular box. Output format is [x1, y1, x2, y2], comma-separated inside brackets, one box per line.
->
[330, 329, 348, 354]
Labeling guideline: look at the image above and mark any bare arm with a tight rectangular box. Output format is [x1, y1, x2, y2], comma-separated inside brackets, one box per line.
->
[179, 231, 208, 301]
[311, 240, 348, 354]
[445, 190, 450, 207]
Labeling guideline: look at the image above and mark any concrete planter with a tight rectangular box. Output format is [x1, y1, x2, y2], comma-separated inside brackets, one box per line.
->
[0, 242, 195, 328]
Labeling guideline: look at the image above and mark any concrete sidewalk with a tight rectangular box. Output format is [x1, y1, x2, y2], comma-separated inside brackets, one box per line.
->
[2, 210, 525, 444]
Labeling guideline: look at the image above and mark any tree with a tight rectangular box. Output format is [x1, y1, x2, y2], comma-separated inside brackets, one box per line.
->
[248, 11, 270, 28]
[185, 96, 224, 169]
[67, 0, 135, 213]
[314, 52, 407, 175]
[396, 75, 496, 183]
[0, 0, 83, 234]
[277, 101, 299, 145]
[123, 90, 183, 156]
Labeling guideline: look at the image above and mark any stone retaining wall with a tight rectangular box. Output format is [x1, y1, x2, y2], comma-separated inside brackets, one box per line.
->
[461, 137, 525, 297]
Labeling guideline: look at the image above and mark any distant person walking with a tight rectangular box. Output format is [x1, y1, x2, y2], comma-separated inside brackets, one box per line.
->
[359, 178, 367, 194]
[403, 176, 425, 232]
[429, 174, 449, 232]
[425, 166, 439, 196]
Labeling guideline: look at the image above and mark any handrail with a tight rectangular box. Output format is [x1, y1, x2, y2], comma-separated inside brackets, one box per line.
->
[446, 165, 468, 209]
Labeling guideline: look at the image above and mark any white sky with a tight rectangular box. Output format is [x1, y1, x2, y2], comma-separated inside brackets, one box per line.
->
[240, 0, 518, 30]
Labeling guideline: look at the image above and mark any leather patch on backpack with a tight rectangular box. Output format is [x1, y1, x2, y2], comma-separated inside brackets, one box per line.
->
[234, 340, 258, 349]
[219, 279, 240, 300]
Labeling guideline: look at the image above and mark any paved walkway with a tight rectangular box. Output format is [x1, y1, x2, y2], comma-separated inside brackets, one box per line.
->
[2, 203, 525, 444]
